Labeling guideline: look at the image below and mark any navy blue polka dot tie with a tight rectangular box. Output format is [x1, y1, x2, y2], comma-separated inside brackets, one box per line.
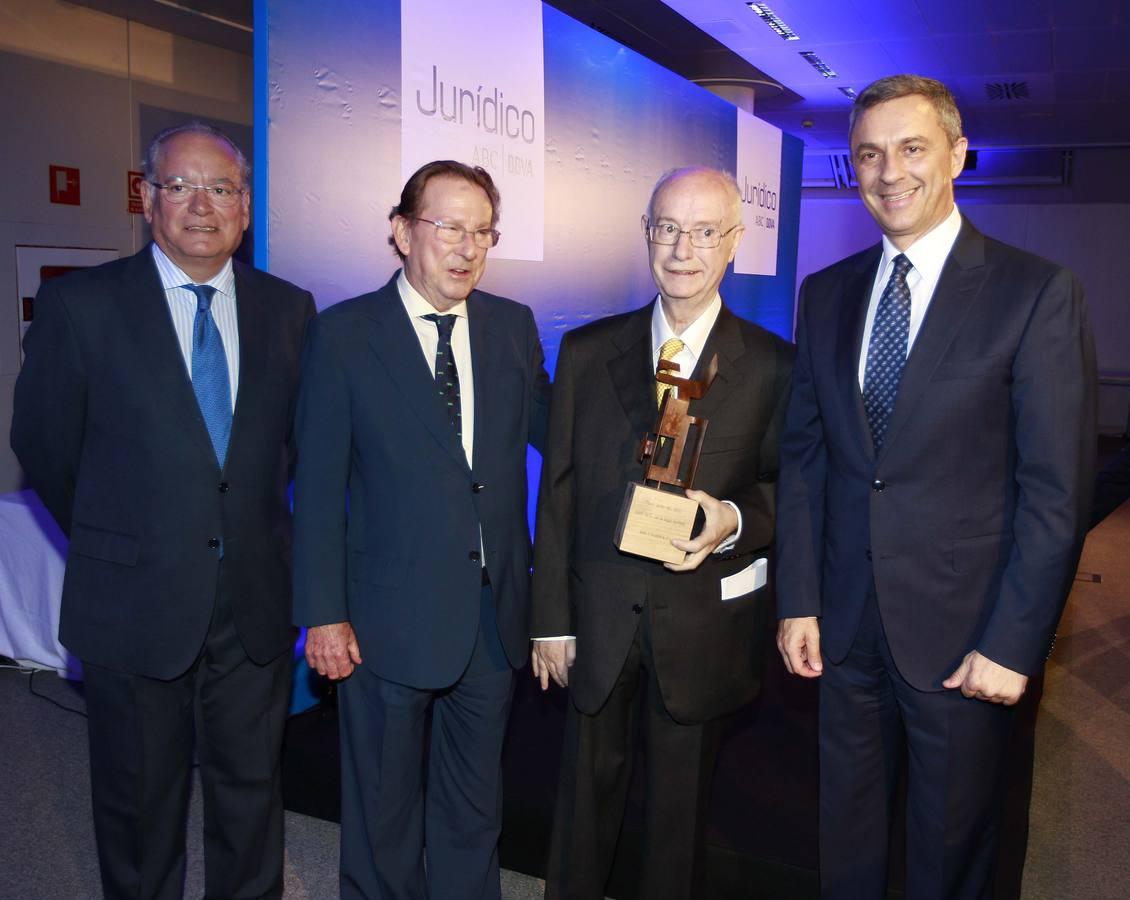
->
[424, 313, 461, 440]
[862, 254, 912, 453]
[185, 284, 232, 468]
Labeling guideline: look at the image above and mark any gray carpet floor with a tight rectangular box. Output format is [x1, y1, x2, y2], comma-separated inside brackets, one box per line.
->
[0, 665, 546, 899]
[1021, 500, 1130, 899]
[1, 502, 1126, 899]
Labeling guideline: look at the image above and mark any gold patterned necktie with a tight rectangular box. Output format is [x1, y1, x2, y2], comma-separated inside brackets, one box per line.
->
[656, 337, 685, 407]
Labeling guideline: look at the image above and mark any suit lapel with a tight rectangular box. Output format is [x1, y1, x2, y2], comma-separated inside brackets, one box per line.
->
[606, 303, 657, 438]
[685, 305, 747, 422]
[835, 246, 882, 459]
[880, 221, 988, 458]
[364, 277, 470, 473]
[468, 292, 500, 472]
[116, 248, 219, 465]
[226, 263, 267, 472]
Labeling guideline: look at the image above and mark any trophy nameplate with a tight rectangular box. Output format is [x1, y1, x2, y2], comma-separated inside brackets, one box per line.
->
[613, 353, 719, 564]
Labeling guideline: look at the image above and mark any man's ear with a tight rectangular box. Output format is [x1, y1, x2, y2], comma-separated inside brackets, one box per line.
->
[141, 180, 156, 225]
[392, 215, 412, 258]
[726, 225, 747, 264]
[949, 136, 969, 179]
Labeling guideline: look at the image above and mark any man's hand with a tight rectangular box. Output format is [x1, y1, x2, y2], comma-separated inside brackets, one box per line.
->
[665, 489, 739, 572]
[305, 622, 363, 681]
[531, 639, 576, 690]
[777, 616, 823, 678]
[943, 650, 1028, 705]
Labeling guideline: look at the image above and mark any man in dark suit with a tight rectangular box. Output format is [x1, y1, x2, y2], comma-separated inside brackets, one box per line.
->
[775, 75, 1097, 898]
[531, 166, 794, 899]
[11, 122, 315, 899]
[292, 160, 550, 899]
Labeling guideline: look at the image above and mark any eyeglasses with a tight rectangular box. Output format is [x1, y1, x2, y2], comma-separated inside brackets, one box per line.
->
[644, 219, 741, 249]
[149, 180, 246, 207]
[414, 217, 500, 249]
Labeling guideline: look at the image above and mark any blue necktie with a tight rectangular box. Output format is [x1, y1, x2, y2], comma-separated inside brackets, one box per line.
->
[423, 313, 462, 440]
[186, 284, 233, 468]
[862, 254, 913, 453]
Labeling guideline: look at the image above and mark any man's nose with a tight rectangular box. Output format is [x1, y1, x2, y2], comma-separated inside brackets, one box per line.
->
[879, 153, 905, 183]
[187, 186, 214, 213]
[454, 231, 479, 256]
[672, 230, 695, 258]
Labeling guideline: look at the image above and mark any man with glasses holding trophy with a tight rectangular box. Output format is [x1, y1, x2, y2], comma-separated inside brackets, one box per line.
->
[531, 166, 794, 899]
[292, 160, 550, 900]
[12, 121, 315, 899]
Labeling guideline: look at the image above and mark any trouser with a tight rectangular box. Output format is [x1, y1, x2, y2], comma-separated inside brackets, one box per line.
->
[83, 589, 290, 900]
[818, 591, 1015, 900]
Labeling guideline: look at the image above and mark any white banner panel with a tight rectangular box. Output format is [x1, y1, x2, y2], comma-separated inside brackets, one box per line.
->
[734, 110, 782, 276]
[401, 0, 545, 261]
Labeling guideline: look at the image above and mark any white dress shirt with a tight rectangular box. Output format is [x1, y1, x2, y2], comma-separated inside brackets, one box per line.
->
[151, 242, 240, 410]
[857, 204, 962, 386]
[650, 292, 721, 383]
[397, 271, 476, 467]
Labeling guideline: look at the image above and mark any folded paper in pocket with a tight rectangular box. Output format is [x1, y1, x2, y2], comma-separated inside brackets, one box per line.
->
[721, 557, 767, 601]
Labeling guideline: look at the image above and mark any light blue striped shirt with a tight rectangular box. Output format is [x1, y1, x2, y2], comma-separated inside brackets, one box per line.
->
[150, 242, 240, 411]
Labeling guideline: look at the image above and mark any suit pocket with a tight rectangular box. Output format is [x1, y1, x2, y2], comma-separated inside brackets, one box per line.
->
[951, 532, 1010, 575]
[69, 523, 139, 566]
[348, 549, 406, 587]
[932, 354, 1011, 382]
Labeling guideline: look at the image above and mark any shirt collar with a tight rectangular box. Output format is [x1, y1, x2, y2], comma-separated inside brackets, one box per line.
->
[879, 203, 962, 283]
[150, 241, 235, 296]
[650, 293, 722, 364]
[397, 269, 469, 320]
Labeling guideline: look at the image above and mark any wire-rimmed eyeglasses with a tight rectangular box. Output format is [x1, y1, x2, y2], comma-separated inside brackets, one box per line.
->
[415, 217, 500, 249]
[148, 180, 246, 207]
[644, 219, 741, 249]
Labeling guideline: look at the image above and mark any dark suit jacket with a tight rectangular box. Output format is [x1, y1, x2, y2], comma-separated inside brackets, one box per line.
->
[291, 274, 551, 690]
[11, 246, 316, 680]
[776, 219, 1097, 689]
[531, 302, 794, 724]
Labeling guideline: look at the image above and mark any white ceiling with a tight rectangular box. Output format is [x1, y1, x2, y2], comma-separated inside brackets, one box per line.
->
[67, 0, 1130, 151]
[660, 0, 1130, 150]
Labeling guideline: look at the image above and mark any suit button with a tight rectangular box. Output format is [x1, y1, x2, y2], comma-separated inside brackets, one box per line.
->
[872, 479, 886, 492]
[472, 482, 485, 493]
[865, 549, 872, 561]
[469, 550, 481, 563]
[207, 538, 220, 549]
[218, 482, 230, 493]
[632, 604, 643, 614]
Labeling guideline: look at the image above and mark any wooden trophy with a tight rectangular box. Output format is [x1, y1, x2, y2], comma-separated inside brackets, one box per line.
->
[613, 353, 719, 564]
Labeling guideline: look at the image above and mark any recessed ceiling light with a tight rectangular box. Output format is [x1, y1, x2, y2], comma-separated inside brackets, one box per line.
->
[839, 86, 857, 99]
[746, 3, 799, 41]
[800, 51, 838, 79]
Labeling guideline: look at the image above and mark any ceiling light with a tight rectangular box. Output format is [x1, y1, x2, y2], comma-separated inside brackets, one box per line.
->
[800, 51, 838, 78]
[747, 3, 799, 41]
[839, 87, 857, 99]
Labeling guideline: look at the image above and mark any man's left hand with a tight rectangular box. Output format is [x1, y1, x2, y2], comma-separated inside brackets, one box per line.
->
[943, 650, 1028, 705]
[665, 489, 739, 572]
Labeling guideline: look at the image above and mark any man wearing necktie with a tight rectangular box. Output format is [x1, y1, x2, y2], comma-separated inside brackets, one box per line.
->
[11, 122, 315, 898]
[531, 166, 794, 898]
[292, 160, 550, 899]
[775, 75, 1097, 898]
